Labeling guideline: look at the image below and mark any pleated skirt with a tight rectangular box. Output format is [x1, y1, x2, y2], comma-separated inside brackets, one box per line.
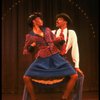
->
[24, 53, 76, 79]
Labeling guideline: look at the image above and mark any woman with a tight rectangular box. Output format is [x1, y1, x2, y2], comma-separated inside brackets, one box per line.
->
[23, 12, 78, 100]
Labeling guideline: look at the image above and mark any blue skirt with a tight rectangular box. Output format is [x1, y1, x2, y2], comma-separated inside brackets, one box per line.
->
[24, 53, 76, 78]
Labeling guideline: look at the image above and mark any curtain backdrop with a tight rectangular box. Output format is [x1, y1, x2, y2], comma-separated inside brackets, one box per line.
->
[2, 0, 99, 94]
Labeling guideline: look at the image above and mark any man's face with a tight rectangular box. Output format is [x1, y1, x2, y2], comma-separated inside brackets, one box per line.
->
[56, 17, 66, 28]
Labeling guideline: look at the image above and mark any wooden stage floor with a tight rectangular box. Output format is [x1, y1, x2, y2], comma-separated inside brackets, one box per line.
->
[2, 91, 99, 100]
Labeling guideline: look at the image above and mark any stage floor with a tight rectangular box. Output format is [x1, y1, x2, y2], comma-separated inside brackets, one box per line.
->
[2, 91, 99, 100]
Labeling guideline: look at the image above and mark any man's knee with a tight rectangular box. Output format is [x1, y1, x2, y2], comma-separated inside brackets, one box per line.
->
[78, 72, 84, 80]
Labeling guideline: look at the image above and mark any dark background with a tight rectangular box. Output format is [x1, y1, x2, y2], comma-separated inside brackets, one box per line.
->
[2, 0, 99, 94]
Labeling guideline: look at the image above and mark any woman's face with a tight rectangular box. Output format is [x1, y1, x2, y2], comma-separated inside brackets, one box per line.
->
[33, 17, 43, 26]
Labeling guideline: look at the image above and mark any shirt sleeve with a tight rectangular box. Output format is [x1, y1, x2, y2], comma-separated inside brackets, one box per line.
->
[52, 30, 56, 34]
[23, 34, 35, 55]
[70, 30, 80, 68]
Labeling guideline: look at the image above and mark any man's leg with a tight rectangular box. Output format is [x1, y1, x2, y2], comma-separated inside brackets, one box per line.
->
[72, 72, 84, 100]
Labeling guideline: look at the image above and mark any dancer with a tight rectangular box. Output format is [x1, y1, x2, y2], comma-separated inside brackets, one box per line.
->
[52, 13, 84, 100]
[23, 12, 78, 100]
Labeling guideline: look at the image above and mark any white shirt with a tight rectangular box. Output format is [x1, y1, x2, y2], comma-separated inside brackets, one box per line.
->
[52, 28, 79, 68]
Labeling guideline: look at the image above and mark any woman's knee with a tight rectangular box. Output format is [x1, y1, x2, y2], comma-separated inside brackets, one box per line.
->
[70, 74, 78, 80]
[23, 75, 31, 81]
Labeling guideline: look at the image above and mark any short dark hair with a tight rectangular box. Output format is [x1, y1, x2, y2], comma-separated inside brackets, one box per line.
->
[27, 12, 43, 28]
[56, 13, 72, 26]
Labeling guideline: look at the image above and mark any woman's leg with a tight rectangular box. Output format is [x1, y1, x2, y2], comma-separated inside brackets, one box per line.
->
[23, 76, 37, 100]
[62, 73, 78, 100]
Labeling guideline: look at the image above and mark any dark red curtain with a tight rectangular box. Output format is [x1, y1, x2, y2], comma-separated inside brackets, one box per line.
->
[2, 0, 99, 94]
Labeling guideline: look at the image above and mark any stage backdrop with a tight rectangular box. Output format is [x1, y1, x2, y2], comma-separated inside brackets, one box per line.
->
[2, 0, 98, 94]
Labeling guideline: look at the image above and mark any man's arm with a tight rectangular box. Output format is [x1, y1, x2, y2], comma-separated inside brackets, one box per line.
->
[70, 30, 84, 75]
[70, 30, 79, 68]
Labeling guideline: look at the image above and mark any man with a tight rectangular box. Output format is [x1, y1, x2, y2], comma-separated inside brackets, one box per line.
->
[52, 13, 84, 100]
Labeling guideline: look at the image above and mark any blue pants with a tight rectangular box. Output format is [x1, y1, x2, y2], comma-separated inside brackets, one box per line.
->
[72, 71, 84, 100]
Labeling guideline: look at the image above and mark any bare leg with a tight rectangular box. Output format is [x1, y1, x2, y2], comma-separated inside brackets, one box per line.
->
[62, 74, 78, 100]
[23, 76, 37, 100]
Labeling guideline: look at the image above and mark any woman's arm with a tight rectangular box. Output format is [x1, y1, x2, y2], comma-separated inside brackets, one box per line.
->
[23, 34, 36, 55]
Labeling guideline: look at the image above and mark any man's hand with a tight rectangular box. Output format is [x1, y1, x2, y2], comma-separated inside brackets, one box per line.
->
[75, 68, 84, 76]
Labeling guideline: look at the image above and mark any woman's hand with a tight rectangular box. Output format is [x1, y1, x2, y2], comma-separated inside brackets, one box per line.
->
[23, 49, 29, 55]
